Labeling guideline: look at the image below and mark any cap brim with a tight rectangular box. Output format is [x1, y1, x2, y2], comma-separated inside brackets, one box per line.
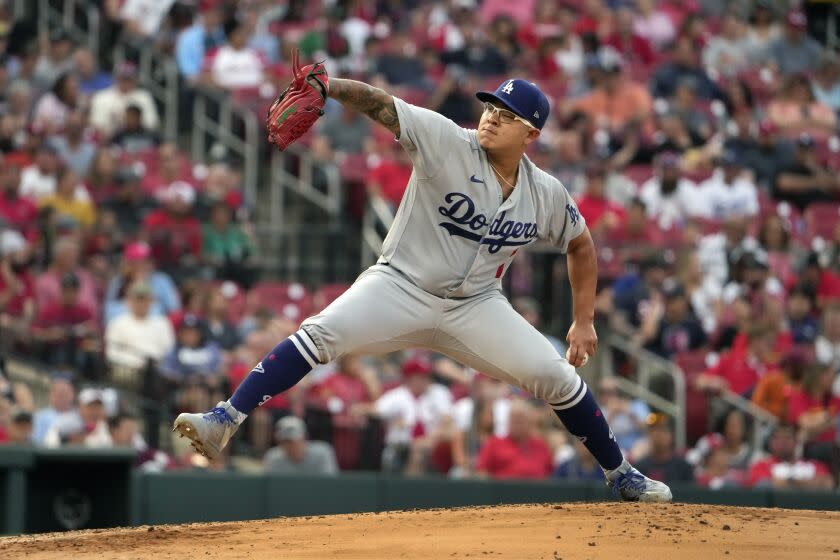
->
[476, 91, 514, 110]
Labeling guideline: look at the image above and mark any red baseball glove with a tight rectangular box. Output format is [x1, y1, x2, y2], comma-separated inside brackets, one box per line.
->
[266, 51, 329, 151]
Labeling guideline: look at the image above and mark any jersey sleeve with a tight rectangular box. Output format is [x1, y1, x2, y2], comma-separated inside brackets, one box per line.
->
[393, 97, 471, 179]
[547, 180, 587, 253]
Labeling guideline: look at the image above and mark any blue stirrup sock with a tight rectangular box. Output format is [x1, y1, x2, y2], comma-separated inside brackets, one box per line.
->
[227, 329, 321, 418]
[550, 377, 624, 472]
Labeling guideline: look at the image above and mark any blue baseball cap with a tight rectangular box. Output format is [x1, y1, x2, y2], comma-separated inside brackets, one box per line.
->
[476, 78, 550, 130]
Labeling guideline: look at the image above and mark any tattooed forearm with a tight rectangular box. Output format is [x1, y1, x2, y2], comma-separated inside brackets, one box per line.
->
[329, 78, 401, 137]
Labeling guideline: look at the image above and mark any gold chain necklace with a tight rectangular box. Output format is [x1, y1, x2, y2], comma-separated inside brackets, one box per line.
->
[489, 160, 516, 190]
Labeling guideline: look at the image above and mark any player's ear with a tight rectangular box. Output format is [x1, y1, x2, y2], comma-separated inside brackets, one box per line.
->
[523, 129, 540, 146]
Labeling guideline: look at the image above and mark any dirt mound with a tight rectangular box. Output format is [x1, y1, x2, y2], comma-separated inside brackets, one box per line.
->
[2, 502, 839, 559]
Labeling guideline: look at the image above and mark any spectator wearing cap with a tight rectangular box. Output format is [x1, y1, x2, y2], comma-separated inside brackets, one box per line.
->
[31, 375, 75, 444]
[702, 12, 752, 78]
[639, 152, 705, 230]
[104, 241, 180, 323]
[43, 387, 109, 448]
[0, 155, 37, 234]
[19, 141, 61, 200]
[574, 162, 626, 243]
[140, 143, 194, 196]
[119, 0, 176, 39]
[160, 314, 223, 385]
[89, 62, 160, 137]
[73, 47, 113, 95]
[474, 399, 552, 480]
[202, 201, 256, 287]
[31, 271, 99, 373]
[109, 104, 162, 153]
[0, 230, 35, 342]
[634, 413, 694, 484]
[774, 133, 840, 210]
[32, 72, 81, 136]
[175, 1, 226, 84]
[39, 167, 96, 229]
[767, 10, 824, 76]
[35, 237, 100, 319]
[264, 415, 339, 475]
[105, 281, 175, 370]
[32, 29, 75, 91]
[651, 36, 725, 102]
[698, 150, 759, 221]
[747, 424, 833, 490]
[636, 281, 708, 359]
[696, 324, 777, 397]
[103, 168, 157, 237]
[352, 357, 453, 473]
[439, 24, 509, 79]
[141, 181, 202, 277]
[768, 74, 837, 138]
[603, 6, 656, 68]
[51, 111, 97, 178]
[3, 409, 33, 445]
[567, 46, 653, 136]
[203, 17, 266, 91]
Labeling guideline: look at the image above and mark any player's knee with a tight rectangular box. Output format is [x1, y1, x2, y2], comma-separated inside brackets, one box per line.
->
[518, 358, 579, 403]
[298, 323, 332, 363]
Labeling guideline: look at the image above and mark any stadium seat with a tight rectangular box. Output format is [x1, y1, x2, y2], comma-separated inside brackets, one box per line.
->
[803, 202, 840, 243]
[674, 350, 712, 444]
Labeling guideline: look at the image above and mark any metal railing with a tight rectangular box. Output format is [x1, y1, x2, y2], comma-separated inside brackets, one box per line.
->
[268, 147, 343, 226]
[192, 88, 260, 205]
[601, 333, 688, 450]
[360, 194, 395, 268]
[601, 333, 778, 452]
[35, 0, 100, 61]
[113, 42, 180, 142]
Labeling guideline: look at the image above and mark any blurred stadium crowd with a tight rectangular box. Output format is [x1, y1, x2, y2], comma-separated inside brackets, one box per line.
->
[0, 0, 839, 491]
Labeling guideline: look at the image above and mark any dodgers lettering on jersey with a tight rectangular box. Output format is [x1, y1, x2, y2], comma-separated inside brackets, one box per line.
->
[377, 98, 586, 298]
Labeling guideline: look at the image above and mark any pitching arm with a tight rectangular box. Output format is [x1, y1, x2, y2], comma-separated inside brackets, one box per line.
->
[565, 228, 598, 367]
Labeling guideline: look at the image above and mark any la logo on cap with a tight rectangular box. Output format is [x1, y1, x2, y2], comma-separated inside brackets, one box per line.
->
[501, 80, 514, 94]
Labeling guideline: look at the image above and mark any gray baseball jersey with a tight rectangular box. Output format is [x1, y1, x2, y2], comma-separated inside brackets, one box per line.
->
[300, 98, 589, 411]
[381, 98, 586, 298]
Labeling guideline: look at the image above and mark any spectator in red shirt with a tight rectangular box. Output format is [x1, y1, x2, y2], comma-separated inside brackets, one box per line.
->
[141, 182, 202, 279]
[747, 424, 833, 490]
[787, 363, 840, 467]
[140, 143, 195, 196]
[576, 162, 626, 242]
[603, 6, 656, 67]
[0, 230, 36, 342]
[367, 145, 413, 210]
[0, 154, 38, 237]
[475, 399, 552, 480]
[31, 272, 99, 375]
[309, 354, 381, 418]
[695, 324, 776, 397]
[608, 197, 665, 249]
[35, 236, 100, 320]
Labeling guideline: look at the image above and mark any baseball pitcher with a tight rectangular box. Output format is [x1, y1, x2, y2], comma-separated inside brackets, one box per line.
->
[174, 56, 672, 502]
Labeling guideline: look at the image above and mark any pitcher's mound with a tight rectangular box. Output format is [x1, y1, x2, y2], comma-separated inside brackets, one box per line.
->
[2, 502, 840, 559]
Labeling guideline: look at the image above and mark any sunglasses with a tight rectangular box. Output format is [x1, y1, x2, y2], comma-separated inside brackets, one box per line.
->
[481, 102, 536, 130]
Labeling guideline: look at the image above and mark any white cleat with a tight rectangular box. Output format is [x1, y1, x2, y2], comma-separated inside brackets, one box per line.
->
[606, 460, 673, 502]
[172, 401, 240, 460]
